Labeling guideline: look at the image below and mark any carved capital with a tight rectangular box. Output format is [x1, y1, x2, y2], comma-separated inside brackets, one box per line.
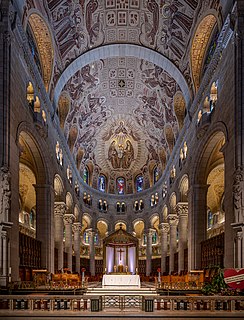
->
[63, 213, 75, 225]
[168, 214, 179, 227]
[87, 228, 96, 237]
[176, 202, 188, 217]
[73, 222, 82, 234]
[54, 202, 67, 218]
[159, 222, 169, 234]
[145, 228, 155, 236]
[236, 230, 243, 240]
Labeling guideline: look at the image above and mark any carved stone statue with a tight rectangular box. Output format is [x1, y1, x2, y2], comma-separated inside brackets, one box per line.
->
[233, 167, 244, 223]
[0, 166, 11, 221]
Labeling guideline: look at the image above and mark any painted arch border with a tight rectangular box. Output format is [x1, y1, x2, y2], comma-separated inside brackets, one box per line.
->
[53, 44, 191, 109]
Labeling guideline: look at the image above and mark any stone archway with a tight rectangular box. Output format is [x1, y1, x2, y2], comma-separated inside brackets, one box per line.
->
[189, 130, 226, 270]
[17, 129, 54, 276]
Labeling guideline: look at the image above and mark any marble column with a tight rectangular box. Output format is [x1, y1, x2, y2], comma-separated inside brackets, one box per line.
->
[88, 229, 96, 276]
[231, 2, 244, 268]
[0, 228, 9, 286]
[54, 202, 66, 272]
[159, 223, 169, 274]
[188, 184, 208, 271]
[146, 229, 153, 276]
[35, 184, 55, 273]
[63, 213, 75, 272]
[168, 214, 178, 274]
[236, 230, 243, 268]
[176, 203, 188, 273]
[73, 222, 82, 273]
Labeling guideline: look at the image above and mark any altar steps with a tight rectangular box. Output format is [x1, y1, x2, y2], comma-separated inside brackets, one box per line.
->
[85, 287, 157, 296]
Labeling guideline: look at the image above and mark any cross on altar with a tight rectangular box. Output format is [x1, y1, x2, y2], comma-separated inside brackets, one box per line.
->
[118, 248, 124, 260]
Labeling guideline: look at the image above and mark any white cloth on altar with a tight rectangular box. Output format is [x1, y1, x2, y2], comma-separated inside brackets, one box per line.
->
[102, 275, 140, 288]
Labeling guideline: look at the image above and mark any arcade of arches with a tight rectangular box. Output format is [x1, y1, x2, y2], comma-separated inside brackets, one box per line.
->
[0, 0, 244, 288]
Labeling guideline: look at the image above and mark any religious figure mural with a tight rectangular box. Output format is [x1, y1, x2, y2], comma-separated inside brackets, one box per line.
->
[108, 139, 134, 170]
[106, 121, 135, 170]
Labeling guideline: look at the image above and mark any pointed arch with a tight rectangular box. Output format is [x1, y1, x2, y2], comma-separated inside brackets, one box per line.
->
[174, 92, 186, 130]
[67, 125, 78, 153]
[165, 125, 175, 154]
[191, 14, 218, 91]
[27, 13, 54, 91]
[58, 92, 70, 130]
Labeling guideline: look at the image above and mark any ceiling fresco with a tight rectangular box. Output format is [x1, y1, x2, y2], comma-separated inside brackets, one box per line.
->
[22, 0, 221, 90]
[59, 56, 182, 189]
[18, 0, 223, 193]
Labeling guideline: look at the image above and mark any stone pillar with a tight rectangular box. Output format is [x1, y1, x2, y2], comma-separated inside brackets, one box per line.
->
[159, 223, 169, 274]
[168, 214, 178, 274]
[236, 231, 243, 268]
[54, 202, 66, 272]
[35, 184, 55, 273]
[0, 10, 11, 167]
[73, 222, 82, 274]
[0, 228, 9, 286]
[188, 184, 208, 271]
[88, 229, 95, 276]
[0, 166, 12, 286]
[231, 1, 244, 268]
[146, 229, 153, 276]
[232, 168, 244, 268]
[63, 213, 75, 271]
[176, 203, 188, 273]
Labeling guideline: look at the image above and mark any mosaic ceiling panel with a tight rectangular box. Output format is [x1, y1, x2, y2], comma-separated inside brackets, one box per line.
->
[24, 0, 216, 87]
[61, 56, 181, 180]
[19, 0, 222, 192]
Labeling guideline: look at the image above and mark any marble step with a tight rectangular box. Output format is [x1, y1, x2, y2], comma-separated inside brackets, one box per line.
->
[85, 287, 157, 296]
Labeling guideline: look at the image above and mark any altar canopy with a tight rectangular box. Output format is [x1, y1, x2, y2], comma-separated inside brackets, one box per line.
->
[103, 225, 138, 275]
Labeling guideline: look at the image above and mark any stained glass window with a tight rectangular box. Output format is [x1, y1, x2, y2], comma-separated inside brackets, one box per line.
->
[117, 177, 125, 195]
[84, 232, 89, 244]
[94, 233, 99, 245]
[207, 210, 213, 229]
[153, 166, 159, 184]
[83, 167, 89, 184]
[152, 231, 157, 244]
[136, 175, 143, 192]
[143, 234, 147, 245]
[98, 175, 106, 192]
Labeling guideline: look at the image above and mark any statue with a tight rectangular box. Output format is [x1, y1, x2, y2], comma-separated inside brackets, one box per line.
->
[233, 167, 244, 223]
[0, 166, 11, 221]
[162, 181, 167, 199]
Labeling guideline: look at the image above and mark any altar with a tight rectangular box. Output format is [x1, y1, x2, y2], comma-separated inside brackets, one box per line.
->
[102, 274, 140, 288]
[103, 224, 139, 275]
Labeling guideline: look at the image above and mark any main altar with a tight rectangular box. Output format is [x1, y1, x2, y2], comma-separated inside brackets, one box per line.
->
[102, 225, 139, 287]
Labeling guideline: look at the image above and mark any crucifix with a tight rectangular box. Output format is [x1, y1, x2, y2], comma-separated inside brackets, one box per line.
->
[118, 248, 124, 260]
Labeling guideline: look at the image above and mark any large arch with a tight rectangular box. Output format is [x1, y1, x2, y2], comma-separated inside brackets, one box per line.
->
[190, 14, 218, 91]
[17, 127, 53, 275]
[27, 12, 54, 92]
[53, 44, 191, 110]
[189, 125, 227, 270]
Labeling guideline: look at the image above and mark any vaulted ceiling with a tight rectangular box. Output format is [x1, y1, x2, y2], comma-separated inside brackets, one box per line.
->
[18, 0, 225, 193]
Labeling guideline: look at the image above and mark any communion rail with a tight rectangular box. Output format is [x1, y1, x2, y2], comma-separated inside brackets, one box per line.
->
[0, 294, 244, 313]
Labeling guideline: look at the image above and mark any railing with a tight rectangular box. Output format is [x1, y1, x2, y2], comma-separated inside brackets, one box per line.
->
[0, 295, 244, 313]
